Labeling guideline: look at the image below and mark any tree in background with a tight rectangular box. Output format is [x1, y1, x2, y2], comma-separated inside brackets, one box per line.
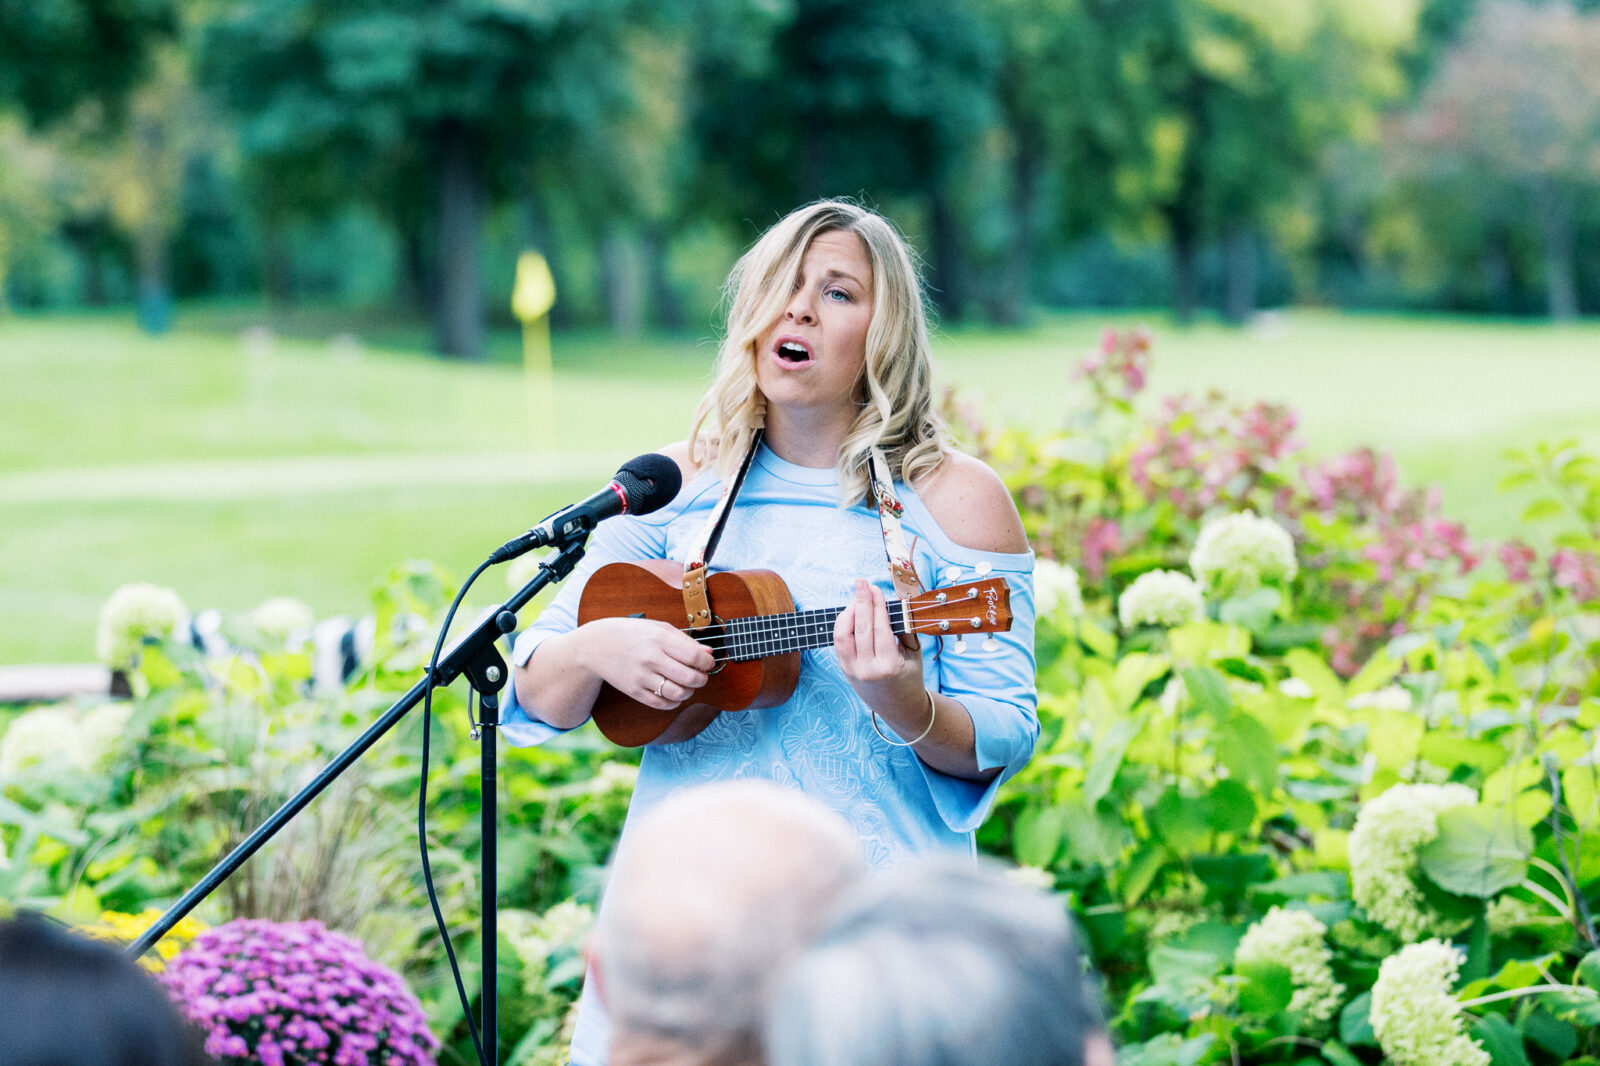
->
[198, 0, 665, 359]
[979, 0, 1152, 325]
[1115, 0, 1426, 323]
[0, 0, 178, 310]
[690, 0, 998, 318]
[1403, 0, 1600, 319]
[0, 0, 177, 127]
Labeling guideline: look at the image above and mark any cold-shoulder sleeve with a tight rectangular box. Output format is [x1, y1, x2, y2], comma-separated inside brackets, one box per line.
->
[903, 502, 1039, 833]
[498, 494, 687, 747]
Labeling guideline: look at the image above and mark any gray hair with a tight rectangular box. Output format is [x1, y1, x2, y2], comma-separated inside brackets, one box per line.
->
[764, 856, 1108, 1066]
[593, 780, 866, 1064]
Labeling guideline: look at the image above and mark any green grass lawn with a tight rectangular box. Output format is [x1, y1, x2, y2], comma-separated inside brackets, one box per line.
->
[3, 307, 1598, 664]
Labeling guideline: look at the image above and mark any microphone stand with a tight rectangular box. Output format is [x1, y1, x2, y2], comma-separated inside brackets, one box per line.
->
[126, 537, 592, 1066]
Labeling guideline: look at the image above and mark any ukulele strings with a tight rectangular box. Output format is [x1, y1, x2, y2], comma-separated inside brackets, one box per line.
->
[685, 601, 932, 664]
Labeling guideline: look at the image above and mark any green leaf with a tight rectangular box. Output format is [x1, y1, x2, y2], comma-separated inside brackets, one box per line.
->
[1114, 1034, 1216, 1066]
[1180, 666, 1233, 719]
[1250, 871, 1350, 901]
[1284, 647, 1344, 703]
[1218, 713, 1278, 793]
[1366, 710, 1423, 772]
[1578, 950, 1600, 990]
[1152, 787, 1211, 854]
[1078, 618, 1118, 658]
[1418, 735, 1508, 777]
[1469, 1013, 1530, 1066]
[1150, 944, 1225, 983]
[1417, 806, 1531, 899]
[1562, 764, 1599, 828]
[1012, 804, 1066, 868]
[1191, 854, 1273, 904]
[1169, 621, 1251, 664]
[1118, 843, 1168, 905]
[1206, 779, 1257, 836]
[1084, 717, 1139, 805]
[1171, 921, 1244, 965]
[1462, 911, 1490, 983]
[1345, 646, 1399, 696]
[1218, 586, 1281, 633]
[1318, 1040, 1365, 1066]
[1112, 652, 1171, 712]
[1522, 1010, 1578, 1060]
[1539, 989, 1600, 1026]
[1521, 497, 1566, 523]
[1237, 959, 1294, 1015]
[1339, 991, 1376, 1047]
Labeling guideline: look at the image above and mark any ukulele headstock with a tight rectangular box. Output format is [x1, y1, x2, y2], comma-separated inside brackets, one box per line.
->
[903, 578, 1012, 643]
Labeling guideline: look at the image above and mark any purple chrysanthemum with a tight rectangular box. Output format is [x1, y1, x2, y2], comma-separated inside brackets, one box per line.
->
[159, 919, 438, 1066]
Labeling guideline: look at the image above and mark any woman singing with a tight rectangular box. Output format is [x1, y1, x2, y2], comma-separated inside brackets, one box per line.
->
[501, 199, 1038, 1063]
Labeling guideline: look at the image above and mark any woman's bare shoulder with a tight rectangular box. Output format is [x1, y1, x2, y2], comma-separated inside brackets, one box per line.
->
[913, 451, 1028, 555]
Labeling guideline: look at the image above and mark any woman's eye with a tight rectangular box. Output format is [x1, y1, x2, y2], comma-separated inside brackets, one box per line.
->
[826, 288, 850, 302]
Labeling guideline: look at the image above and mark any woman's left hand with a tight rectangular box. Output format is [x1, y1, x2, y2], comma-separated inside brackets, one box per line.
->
[833, 579, 924, 708]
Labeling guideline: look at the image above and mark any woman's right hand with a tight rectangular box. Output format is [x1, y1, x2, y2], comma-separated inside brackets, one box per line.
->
[574, 616, 715, 710]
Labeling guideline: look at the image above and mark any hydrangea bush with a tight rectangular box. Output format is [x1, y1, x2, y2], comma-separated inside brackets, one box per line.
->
[160, 919, 439, 1065]
[1, 563, 637, 1064]
[964, 329, 1600, 1066]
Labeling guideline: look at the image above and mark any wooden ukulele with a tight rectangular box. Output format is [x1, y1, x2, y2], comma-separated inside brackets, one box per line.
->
[576, 558, 1013, 747]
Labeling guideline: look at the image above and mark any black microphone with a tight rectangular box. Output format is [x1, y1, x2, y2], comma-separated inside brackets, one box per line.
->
[488, 453, 682, 564]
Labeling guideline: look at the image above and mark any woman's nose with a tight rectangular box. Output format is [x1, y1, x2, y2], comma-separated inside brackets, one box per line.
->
[784, 290, 816, 324]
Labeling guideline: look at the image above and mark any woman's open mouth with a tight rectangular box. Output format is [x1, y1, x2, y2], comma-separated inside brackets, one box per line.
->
[773, 336, 815, 367]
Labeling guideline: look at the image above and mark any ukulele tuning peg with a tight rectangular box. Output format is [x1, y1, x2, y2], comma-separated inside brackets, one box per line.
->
[982, 637, 1000, 653]
[942, 566, 963, 584]
[952, 636, 968, 655]
[974, 562, 993, 577]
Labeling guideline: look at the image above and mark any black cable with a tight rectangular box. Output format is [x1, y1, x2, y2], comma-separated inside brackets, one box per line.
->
[419, 557, 494, 1066]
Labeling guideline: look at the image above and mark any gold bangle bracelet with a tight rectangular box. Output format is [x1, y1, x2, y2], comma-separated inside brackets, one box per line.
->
[870, 690, 937, 748]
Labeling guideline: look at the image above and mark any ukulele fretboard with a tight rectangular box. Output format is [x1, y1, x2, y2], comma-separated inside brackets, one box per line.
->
[696, 601, 911, 662]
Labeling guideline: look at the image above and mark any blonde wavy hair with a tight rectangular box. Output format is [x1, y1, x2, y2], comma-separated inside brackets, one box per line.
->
[689, 200, 950, 505]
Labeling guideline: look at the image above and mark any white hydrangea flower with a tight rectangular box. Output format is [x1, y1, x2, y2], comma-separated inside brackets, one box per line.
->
[250, 596, 315, 640]
[94, 583, 187, 667]
[589, 761, 639, 794]
[1235, 906, 1345, 1029]
[1004, 864, 1055, 891]
[2, 702, 136, 778]
[1348, 783, 1478, 941]
[1147, 910, 1204, 944]
[0, 705, 79, 775]
[1485, 895, 1541, 937]
[1189, 511, 1298, 593]
[1370, 940, 1489, 1066]
[1278, 677, 1313, 700]
[77, 702, 135, 773]
[1118, 570, 1204, 629]
[540, 899, 595, 948]
[1348, 685, 1413, 713]
[1034, 559, 1084, 619]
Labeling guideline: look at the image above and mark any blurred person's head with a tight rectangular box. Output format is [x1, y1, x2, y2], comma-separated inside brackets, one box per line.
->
[592, 780, 866, 1066]
[764, 856, 1113, 1066]
[691, 198, 947, 504]
[0, 912, 211, 1066]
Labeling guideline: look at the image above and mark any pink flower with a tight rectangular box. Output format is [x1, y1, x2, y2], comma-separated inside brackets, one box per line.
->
[1082, 517, 1123, 581]
[1498, 540, 1537, 583]
[1551, 548, 1600, 603]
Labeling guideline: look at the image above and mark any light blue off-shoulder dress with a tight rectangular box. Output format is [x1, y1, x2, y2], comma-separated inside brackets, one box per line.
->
[499, 443, 1037, 1064]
